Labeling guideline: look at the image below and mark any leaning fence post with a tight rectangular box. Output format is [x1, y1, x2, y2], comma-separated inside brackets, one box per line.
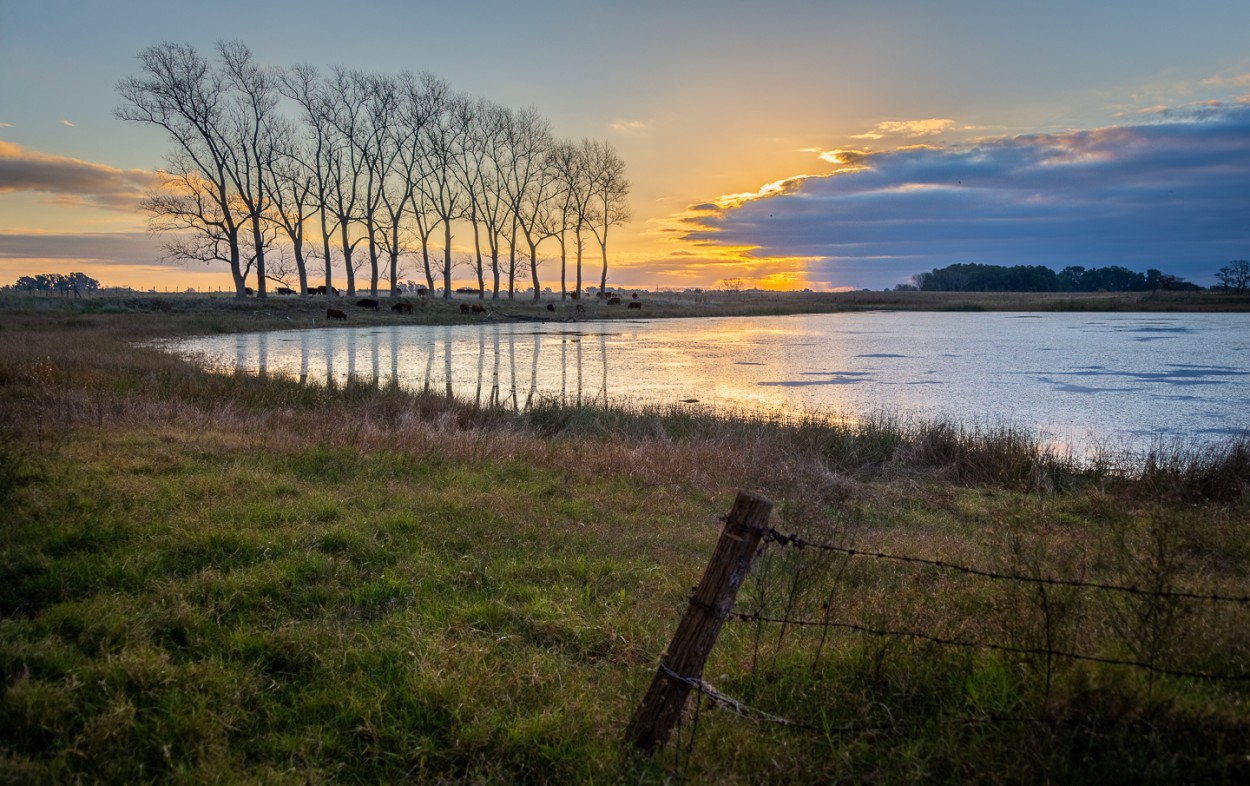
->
[625, 490, 773, 753]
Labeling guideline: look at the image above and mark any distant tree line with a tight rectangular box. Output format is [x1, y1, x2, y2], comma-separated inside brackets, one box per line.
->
[7, 272, 100, 296]
[908, 263, 1205, 293]
[116, 42, 630, 301]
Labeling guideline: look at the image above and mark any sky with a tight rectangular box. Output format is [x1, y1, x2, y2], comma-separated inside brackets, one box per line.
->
[2, 0, 1249, 293]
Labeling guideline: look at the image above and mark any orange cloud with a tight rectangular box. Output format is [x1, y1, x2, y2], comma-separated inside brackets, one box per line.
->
[0, 141, 161, 212]
[852, 118, 956, 140]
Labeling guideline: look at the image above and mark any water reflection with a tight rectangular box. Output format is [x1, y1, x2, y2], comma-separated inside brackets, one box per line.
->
[214, 324, 614, 411]
[171, 312, 1250, 455]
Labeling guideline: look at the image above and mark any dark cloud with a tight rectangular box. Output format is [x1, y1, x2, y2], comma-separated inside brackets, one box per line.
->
[688, 105, 1250, 290]
[0, 231, 163, 264]
[0, 142, 160, 212]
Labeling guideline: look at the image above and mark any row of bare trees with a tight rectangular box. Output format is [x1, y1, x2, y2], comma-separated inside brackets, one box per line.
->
[116, 41, 630, 300]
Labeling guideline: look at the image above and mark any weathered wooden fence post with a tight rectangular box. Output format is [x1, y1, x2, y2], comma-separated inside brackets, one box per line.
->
[625, 490, 773, 753]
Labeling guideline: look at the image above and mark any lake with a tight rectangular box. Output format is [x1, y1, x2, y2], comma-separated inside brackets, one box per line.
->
[168, 311, 1250, 457]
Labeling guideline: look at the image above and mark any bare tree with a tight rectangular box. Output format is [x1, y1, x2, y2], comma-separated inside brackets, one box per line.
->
[322, 67, 370, 297]
[266, 122, 318, 295]
[351, 72, 402, 296]
[500, 107, 558, 301]
[396, 73, 451, 294]
[548, 139, 595, 300]
[450, 95, 489, 297]
[279, 64, 337, 295]
[116, 42, 250, 297]
[1215, 260, 1250, 294]
[218, 40, 280, 298]
[416, 85, 467, 299]
[586, 140, 631, 293]
[469, 100, 514, 299]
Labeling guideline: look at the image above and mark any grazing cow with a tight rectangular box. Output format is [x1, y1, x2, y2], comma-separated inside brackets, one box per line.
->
[326, 308, 347, 320]
[357, 298, 380, 311]
[415, 287, 428, 296]
[459, 303, 471, 314]
[245, 286, 255, 295]
[276, 286, 296, 295]
[607, 296, 622, 305]
[471, 304, 486, 314]
[627, 301, 642, 310]
[546, 303, 555, 312]
[391, 302, 413, 314]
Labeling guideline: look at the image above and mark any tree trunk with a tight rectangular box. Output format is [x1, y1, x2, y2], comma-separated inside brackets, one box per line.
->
[367, 227, 380, 297]
[598, 224, 610, 293]
[529, 237, 541, 302]
[319, 206, 333, 295]
[340, 222, 356, 296]
[442, 221, 453, 300]
[251, 213, 268, 299]
[574, 225, 584, 300]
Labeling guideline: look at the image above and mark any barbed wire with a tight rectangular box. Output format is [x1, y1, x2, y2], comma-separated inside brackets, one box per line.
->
[750, 524, 1250, 605]
[659, 660, 1250, 741]
[728, 611, 1250, 683]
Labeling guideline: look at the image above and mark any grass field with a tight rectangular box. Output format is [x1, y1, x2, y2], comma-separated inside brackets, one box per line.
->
[2, 293, 1248, 783]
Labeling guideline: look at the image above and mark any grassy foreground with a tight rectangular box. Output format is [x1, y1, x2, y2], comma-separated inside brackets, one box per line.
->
[2, 295, 1249, 784]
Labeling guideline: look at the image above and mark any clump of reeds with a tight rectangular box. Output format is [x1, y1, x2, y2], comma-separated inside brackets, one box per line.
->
[1135, 436, 1250, 503]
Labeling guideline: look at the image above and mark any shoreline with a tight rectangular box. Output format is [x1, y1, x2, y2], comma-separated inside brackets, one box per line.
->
[4, 288, 1249, 340]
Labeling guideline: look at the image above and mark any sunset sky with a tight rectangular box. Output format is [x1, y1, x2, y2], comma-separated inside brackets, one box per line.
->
[2, 0, 1249, 293]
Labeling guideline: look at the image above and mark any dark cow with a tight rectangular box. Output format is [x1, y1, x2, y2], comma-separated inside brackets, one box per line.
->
[627, 301, 642, 310]
[415, 287, 429, 296]
[631, 292, 640, 300]
[357, 298, 380, 311]
[575, 304, 586, 314]
[546, 303, 555, 312]
[326, 308, 348, 320]
[245, 286, 255, 295]
[276, 286, 296, 295]
[308, 285, 341, 296]
[471, 304, 486, 314]
[459, 303, 471, 314]
[607, 296, 622, 305]
[391, 302, 413, 314]
[455, 287, 482, 295]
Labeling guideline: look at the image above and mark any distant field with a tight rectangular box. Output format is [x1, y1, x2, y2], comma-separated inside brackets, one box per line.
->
[5, 286, 1250, 335]
[2, 297, 1248, 783]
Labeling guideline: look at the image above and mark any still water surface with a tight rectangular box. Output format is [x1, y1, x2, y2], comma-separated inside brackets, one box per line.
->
[170, 312, 1250, 456]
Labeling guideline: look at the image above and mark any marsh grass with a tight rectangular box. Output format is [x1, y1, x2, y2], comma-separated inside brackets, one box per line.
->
[2, 296, 1248, 783]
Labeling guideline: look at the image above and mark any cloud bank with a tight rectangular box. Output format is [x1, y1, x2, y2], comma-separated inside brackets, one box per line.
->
[0, 141, 161, 212]
[0, 231, 162, 264]
[685, 105, 1250, 290]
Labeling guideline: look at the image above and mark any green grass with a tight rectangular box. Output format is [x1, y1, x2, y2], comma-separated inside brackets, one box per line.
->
[1, 297, 1248, 783]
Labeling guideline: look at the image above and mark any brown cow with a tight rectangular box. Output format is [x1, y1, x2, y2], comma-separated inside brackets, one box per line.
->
[391, 302, 413, 314]
[357, 298, 380, 311]
[607, 296, 622, 305]
[326, 308, 348, 320]
[471, 304, 486, 314]
[627, 301, 642, 310]
[459, 303, 471, 314]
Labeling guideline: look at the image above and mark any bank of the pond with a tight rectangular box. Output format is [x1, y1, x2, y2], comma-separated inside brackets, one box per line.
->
[2, 302, 1249, 784]
[3, 287, 1249, 340]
